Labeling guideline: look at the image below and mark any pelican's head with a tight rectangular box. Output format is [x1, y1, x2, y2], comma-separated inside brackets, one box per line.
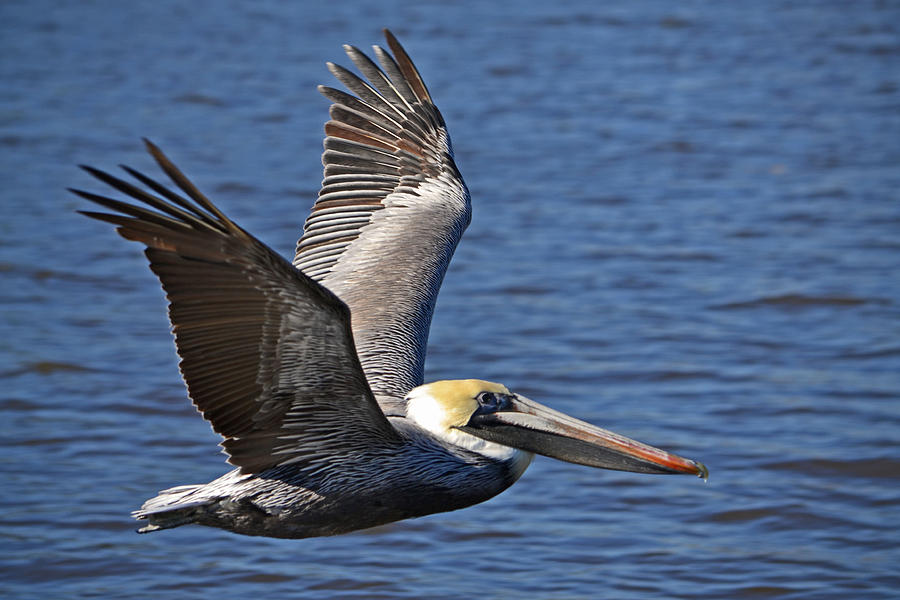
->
[406, 379, 707, 478]
[406, 380, 531, 473]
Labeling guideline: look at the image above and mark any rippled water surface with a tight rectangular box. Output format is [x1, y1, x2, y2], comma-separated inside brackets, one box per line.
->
[2, 1, 899, 598]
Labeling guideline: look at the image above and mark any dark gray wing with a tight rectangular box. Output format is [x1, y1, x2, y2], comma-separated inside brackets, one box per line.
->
[74, 140, 400, 475]
[294, 30, 471, 415]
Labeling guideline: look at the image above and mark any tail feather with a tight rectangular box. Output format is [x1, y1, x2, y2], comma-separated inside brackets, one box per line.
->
[133, 484, 215, 533]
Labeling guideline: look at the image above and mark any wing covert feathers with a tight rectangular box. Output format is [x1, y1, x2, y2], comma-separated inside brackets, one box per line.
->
[294, 30, 470, 412]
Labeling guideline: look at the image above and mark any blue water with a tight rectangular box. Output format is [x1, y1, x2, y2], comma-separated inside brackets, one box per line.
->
[2, 1, 899, 598]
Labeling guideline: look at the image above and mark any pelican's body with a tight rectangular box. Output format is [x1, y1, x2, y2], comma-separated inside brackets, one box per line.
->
[75, 31, 706, 539]
[138, 384, 532, 539]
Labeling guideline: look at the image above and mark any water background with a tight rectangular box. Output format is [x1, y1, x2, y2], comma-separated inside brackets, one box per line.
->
[2, 1, 899, 598]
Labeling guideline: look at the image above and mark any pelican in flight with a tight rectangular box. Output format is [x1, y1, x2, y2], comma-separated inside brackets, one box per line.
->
[74, 30, 706, 539]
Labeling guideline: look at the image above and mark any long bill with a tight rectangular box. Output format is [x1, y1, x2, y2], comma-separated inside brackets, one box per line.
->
[457, 395, 708, 477]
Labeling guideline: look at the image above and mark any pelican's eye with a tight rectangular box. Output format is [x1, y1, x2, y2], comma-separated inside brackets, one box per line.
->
[475, 391, 509, 413]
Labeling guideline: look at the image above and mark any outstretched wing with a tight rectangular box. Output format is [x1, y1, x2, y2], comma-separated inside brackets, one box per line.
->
[294, 30, 471, 415]
[74, 140, 400, 475]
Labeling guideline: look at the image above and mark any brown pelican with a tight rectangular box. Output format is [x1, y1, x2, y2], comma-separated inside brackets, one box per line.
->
[73, 30, 707, 539]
